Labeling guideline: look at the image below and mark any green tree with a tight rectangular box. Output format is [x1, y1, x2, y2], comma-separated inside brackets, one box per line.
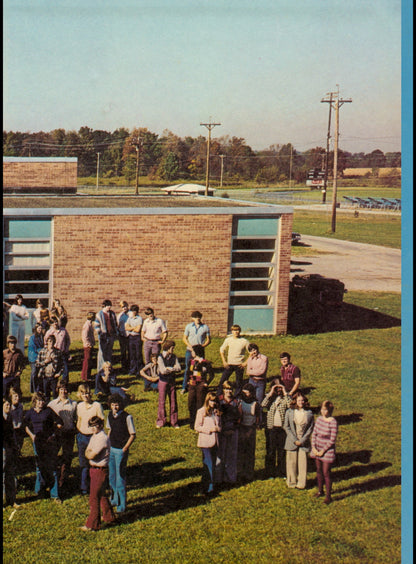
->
[158, 151, 180, 181]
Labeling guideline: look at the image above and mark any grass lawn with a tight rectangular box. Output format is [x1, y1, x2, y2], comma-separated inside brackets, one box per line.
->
[292, 210, 401, 248]
[3, 291, 401, 563]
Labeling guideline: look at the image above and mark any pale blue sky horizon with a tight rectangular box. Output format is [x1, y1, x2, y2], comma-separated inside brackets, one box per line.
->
[4, 0, 402, 153]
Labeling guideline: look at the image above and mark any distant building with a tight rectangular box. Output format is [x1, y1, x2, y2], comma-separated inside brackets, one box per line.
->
[3, 156, 77, 194]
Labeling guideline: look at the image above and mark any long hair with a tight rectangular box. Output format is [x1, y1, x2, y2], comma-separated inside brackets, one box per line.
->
[203, 392, 218, 416]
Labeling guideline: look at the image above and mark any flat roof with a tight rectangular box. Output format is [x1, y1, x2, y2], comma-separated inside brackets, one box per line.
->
[3, 157, 78, 163]
[3, 195, 293, 215]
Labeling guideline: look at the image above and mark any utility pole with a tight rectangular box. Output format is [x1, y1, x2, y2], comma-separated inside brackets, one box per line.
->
[133, 138, 141, 195]
[96, 152, 100, 190]
[289, 145, 293, 188]
[219, 154, 225, 188]
[200, 120, 221, 196]
[321, 92, 333, 204]
[321, 87, 352, 231]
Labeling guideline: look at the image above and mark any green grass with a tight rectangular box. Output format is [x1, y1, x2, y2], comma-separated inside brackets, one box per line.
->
[292, 210, 401, 248]
[3, 292, 401, 563]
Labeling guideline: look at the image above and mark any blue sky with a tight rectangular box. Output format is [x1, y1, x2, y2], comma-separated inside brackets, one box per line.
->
[3, 0, 402, 153]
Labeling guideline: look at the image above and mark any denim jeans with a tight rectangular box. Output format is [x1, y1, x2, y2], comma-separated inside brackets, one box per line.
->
[201, 446, 218, 493]
[77, 432, 92, 494]
[128, 335, 143, 376]
[30, 362, 39, 393]
[109, 447, 128, 512]
[98, 334, 115, 372]
[33, 440, 59, 498]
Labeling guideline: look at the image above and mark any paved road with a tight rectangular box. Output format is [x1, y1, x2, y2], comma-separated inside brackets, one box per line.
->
[291, 235, 401, 292]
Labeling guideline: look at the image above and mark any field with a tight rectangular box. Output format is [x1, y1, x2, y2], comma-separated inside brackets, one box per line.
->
[3, 291, 401, 564]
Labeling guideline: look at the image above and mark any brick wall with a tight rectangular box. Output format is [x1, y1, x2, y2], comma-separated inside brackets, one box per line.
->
[3, 160, 77, 188]
[52, 214, 234, 339]
[275, 213, 293, 334]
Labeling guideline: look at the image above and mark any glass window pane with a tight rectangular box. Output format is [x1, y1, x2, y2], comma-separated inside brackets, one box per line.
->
[236, 217, 278, 236]
[5, 270, 50, 281]
[5, 282, 49, 294]
[231, 308, 274, 332]
[5, 219, 51, 239]
[5, 255, 51, 267]
[5, 241, 50, 253]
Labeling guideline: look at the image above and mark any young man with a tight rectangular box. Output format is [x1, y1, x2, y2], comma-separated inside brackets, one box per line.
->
[48, 381, 77, 490]
[44, 316, 71, 384]
[106, 394, 136, 514]
[36, 334, 63, 402]
[125, 305, 143, 377]
[217, 325, 249, 397]
[181, 311, 211, 394]
[94, 300, 118, 373]
[117, 302, 130, 373]
[3, 335, 25, 398]
[80, 416, 116, 532]
[156, 340, 181, 429]
[81, 312, 96, 382]
[141, 308, 168, 391]
[242, 343, 269, 406]
[279, 352, 301, 396]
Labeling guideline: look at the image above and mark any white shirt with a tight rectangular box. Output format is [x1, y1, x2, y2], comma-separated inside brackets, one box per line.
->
[142, 317, 167, 340]
[88, 430, 110, 467]
[220, 336, 249, 364]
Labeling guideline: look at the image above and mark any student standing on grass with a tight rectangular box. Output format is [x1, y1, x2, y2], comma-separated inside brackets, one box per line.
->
[156, 340, 181, 429]
[181, 311, 211, 394]
[32, 299, 50, 331]
[237, 382, 261, 482]
[3, 397, 20, 508]
[44, 317, 71, 385]
[94, 300, 118, 374]
[187, 344, 215, 430]
[142, 308, 168, 391]
[36, 334, 63, 402]
[50, 299, 68, 328]
[6, 295, 29, 355]
[242, 343, 268, 406]
[125, 305, 143, 377]
[48, 381, 77, 491]
[81, 312, 96, 382]
[283, 392, 314, 490]
[216, 380, 242, 486]
[217, 325, 250, 397]
[106, 394, 136, 515]
[9, 387, 25, 457]
[80, 416, 116, 532]
[117, 301, 130, 374]
[310, 400, 338, 505]
[261, 380, 291, 478]
[195, 392, 221, 495]
[280, 352, 301, 396]
[24, 391, 63, 503]
[3, 335, 25, 398]
[76, 384, 105, 496]
[28, 323, 44, 393]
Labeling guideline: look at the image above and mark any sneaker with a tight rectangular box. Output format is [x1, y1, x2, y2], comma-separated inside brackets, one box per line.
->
[79, 525, 94, 532]
[173, 425, 180, 429]
[12, 502, 21, 509]
[53, 497, 62, 504]
[156, 423, 163, 429]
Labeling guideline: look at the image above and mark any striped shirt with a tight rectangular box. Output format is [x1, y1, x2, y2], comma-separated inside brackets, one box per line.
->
[310, 416, 338, 462]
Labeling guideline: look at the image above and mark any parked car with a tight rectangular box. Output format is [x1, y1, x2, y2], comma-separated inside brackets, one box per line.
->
[291, 232, 301, 245]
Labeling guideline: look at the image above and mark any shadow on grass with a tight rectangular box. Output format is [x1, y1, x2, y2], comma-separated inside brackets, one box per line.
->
[334, 474, 401, 500]
[332, 461, 392, 483]
[335, 413, 364, 426]
[288, 294, 401, 335]
[128, 459, 201, 489]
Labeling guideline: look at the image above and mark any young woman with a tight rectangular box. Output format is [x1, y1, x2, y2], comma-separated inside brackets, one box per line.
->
[310, 400, 338, 504]
[76, 384, 105, 495]
[24, 392, 63, 502]
[7, 295, 29, 354]
[283, 392, 314, 489]
[28, 323, 44, 393]
[50, 299, 68, 328]
[81, 312, 96, 382]
[80, 416, 116, 532]
[187, 344, 214, 430]
[194, 392, 221, 494]
[237, 382, 261, 482]
[216, 380, 241, 485]
[32, 299, 50, 332]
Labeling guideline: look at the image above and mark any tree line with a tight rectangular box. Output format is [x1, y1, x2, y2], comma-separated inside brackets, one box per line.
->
[3, 127, 401, 184]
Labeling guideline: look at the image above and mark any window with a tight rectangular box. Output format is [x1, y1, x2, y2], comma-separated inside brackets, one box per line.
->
[229, 216, 279, 333]
[3, 218, 52, 332]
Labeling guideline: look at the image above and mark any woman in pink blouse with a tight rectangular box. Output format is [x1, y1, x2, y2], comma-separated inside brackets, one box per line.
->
[310, 400, 338, 504]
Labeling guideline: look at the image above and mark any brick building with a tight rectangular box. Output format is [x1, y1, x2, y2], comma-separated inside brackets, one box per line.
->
[3, 197, 293, 337]
[3, 156, 77, 194]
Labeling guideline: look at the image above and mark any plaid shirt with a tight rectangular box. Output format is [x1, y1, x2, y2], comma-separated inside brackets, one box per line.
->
[261, 392, 291, 429]
[36, 347, 63, 379]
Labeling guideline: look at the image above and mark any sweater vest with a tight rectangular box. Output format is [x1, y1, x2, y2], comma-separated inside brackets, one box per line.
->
[108, 411, 131, 449]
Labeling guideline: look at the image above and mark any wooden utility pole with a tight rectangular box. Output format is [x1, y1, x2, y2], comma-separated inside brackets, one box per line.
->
[133, 138, 142, 195]
[321, 88, 352, 231]
[321, 92, 333, 204]
[96, 152, 100, 190]
[289, 145, 293, 188]
[219, 154, 225, 188]
[200, 121, 221, 196]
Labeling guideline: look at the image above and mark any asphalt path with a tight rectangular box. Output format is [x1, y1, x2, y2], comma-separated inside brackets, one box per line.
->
[291, 235, 401, 292]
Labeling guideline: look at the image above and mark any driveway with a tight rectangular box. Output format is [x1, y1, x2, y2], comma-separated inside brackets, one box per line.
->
[291, 235, 401, 292]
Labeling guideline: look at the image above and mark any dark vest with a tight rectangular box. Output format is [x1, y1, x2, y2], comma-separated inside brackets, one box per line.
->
[108, 411, 131, 449]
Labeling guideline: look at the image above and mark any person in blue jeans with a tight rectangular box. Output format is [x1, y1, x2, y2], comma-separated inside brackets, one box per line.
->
[181, 311, 211, 394]
[106, 394, 136, 514]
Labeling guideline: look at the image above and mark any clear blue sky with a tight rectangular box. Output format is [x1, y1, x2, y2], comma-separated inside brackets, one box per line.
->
[3, 0, 402, 153]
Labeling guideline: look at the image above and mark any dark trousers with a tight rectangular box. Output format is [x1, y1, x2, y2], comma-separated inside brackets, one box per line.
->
[43, 376, 58, 402]
[128, 335, 143, 375]
[56, 430, 75, 488]
[81, 347, 93, 381]
[3, 376, 19, 398]
[315, 459, 333, 497]
[85, 467, 115, 531]
[188, 383, 208, 429]
[217, 365, 245, 397]
[237, 425, 256, 481]
[119, 336, 129, 373]
[265, 426, 286, 477]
